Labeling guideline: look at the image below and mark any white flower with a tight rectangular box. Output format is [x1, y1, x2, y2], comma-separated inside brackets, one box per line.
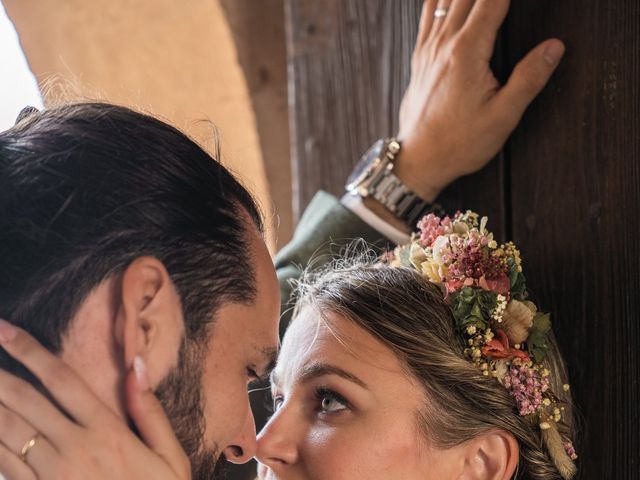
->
[491, 295, 508, 323]
[431, 235, 450, 265]
[480, 216, 488, 234]
[501, 300, 537, 344]
[494, 360, 509, 383]
[452, 221, 469, 235]
[421, 261, 445, 284]
[409, 242, 428, 269]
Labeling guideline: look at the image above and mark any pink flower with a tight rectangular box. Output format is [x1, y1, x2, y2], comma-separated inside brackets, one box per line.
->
[445, 278, 466, 294]
[447, 240, 507, 283]
[481, 273, 511, 295]
[564, 440, 578, 460]
[503, 363, 549, 416]
[417, 214, 453, 247]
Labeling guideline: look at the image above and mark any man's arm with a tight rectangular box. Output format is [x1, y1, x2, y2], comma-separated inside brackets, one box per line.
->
[274, 0, 565, 331]
[274, 191, 392, 334]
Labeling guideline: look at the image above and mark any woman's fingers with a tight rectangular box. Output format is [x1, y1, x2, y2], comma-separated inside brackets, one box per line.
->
[0, 403, 60, 480]
[0, 369, 78, 448]
[492, 39, 565, 127]
[0, 402, 38, 459]
[0, 442, 37, 480]
[463, 0, 511, 60]
[0, 321, 190, 479]
[0, 320, 117, 428]
[125, 358, 191, 478]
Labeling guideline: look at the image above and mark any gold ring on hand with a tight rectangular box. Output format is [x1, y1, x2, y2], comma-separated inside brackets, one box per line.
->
[20, 433, 40, 462]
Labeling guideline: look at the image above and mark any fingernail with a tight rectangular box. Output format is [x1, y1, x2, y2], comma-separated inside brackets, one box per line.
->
[0, 319, 18, 343]
[543, 42, 565, 66]
[134, 356, 150, 391]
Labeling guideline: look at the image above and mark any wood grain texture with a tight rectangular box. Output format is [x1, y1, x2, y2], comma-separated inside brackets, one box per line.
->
[284, 1, 639, 479]
[506, 1, 640, 478]
[284, 0, 505, 239]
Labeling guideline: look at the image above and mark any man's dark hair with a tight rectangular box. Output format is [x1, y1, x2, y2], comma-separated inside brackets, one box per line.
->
[0, 102, 263, 379]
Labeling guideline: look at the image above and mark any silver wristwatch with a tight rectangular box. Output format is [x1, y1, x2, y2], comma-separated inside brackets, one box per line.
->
[345, 138, 444, 227]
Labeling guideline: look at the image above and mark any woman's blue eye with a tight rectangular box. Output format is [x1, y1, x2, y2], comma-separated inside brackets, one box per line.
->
[316, 388, 348, 413]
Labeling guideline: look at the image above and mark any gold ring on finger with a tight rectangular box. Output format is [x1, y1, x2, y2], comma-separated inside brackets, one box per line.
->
[20, 433, 40, 462]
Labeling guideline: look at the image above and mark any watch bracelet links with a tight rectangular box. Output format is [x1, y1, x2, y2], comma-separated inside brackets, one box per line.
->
[370, 165, 445, 227]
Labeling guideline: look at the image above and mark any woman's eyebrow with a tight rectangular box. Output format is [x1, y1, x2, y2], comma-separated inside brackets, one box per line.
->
[269, 363, 368, 390]
[299, 362, 369, 389]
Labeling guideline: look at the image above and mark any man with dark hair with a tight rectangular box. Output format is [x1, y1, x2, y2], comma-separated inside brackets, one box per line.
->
[0, 102, 280, 478]
[0, 2, 565, 478]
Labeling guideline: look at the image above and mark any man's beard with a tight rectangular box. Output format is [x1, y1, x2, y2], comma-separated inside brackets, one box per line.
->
[154, 339, 227, 480]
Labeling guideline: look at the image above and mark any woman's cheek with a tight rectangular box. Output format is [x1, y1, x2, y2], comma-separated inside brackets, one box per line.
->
[302, 424, 371, 478]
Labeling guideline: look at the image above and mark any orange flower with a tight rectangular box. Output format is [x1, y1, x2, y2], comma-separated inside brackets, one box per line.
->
[482, 330, 530, 361]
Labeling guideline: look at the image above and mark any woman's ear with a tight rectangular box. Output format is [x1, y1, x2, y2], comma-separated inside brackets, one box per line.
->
[459, 429, 519, 480]
[114, 256, 185, 388]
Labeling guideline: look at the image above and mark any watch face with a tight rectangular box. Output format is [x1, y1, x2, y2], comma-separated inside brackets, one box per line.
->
[346, 139, 385, 190]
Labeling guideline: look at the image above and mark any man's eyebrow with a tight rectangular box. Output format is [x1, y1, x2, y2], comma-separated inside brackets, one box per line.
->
[299, 362, 369, 390]
[258, 346, 279, 377]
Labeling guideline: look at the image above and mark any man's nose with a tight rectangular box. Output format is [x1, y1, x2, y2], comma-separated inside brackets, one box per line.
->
[223, 408, 257, 464]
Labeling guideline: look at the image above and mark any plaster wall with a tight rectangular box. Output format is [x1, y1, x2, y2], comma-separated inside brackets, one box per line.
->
[4, 0, 287, 250]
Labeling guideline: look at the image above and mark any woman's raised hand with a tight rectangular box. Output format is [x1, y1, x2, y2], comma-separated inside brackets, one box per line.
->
[396, 0, 565, 202]
[0, 320, 191, 480]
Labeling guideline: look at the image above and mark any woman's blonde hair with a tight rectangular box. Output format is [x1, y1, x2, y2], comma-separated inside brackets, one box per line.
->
[294, 253, 577, 480]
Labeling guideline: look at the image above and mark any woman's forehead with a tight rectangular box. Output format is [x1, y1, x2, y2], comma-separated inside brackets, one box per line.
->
[274, 307, 407, 387]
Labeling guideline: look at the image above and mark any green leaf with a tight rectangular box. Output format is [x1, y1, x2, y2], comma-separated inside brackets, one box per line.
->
[449, 287, 497, 331]
[470, 303, 483, 319]
[508, 258, 519, 286]
[396, 245, 412, 267]
[526, 313, 552, 362]
[506, 258, 528, 300]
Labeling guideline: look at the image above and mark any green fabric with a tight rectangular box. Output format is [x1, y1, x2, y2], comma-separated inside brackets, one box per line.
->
[274, 190, 392, 334]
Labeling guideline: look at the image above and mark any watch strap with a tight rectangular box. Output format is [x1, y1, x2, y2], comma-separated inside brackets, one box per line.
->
[346, 137, 445, 228]
[370, 169, 445, 226]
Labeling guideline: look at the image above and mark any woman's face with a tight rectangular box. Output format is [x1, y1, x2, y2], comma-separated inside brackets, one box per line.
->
[256, 306, 460, 479]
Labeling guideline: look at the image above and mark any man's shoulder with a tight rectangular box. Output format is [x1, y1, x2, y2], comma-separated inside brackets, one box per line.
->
[274, 190, 388, 268]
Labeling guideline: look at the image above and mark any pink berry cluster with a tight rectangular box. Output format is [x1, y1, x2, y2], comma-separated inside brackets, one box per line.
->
[417, 213, 452, 247]
[503, 364, 550, 416]
[446, 232, 505, 281]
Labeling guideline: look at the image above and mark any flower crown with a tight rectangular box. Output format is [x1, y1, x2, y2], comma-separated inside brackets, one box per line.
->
[390, 210, 578, 478]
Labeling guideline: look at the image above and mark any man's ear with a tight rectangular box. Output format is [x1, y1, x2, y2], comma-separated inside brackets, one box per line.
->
[114, 256, 185, 388]
[458, 429, 519, 480]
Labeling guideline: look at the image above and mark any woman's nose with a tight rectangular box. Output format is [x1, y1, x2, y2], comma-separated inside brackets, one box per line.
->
[255, 406, 299, 469]
[223, 409, 258, 464]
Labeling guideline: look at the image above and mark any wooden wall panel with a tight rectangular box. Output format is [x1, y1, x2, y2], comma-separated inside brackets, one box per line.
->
[282, 1, 640, 479]
[506, 1, 640, 478]
[284, 0, 505, 239]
